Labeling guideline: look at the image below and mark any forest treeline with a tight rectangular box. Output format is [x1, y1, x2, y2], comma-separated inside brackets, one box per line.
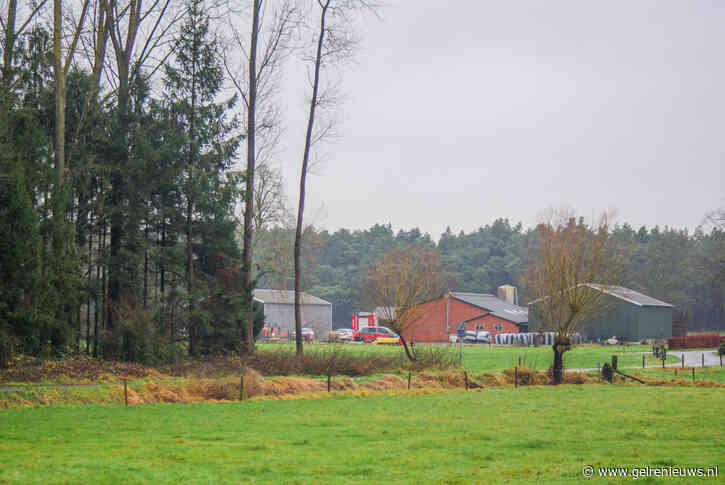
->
[255, 220, 725, 331]
[1, 2, 722, 368]
[0, 1, 266, 367]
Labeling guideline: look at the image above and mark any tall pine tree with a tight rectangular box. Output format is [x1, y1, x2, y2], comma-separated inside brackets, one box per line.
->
[163, 0, 246, 356]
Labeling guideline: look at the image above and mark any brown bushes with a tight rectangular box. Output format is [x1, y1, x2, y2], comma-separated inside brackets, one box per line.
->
[2, 345, 459, 386]
[0, 356, 164, 383]
[160, 346, 457, 379]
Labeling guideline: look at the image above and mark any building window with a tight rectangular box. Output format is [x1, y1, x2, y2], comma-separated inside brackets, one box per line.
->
[494, 324, 502, 331]
[475, 324, 484, 330]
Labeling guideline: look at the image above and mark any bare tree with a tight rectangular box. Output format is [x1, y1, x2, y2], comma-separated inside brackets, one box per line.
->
[103, 0, 184, 332]
[526, 210, 625, 384]
[251, 161, 289, 233]
[1, 0, 50, 92]
[367, 245, 445, 362]
[293, 0, 373, 356]
[54, 0, 91, 187]
[225, 0, 297, 354]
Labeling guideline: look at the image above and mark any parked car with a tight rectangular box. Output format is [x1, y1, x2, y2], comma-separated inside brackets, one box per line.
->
[354, 326, 400, 343]
[334, 328, 354, 341]
[606, 336, 619, 345]
[292, 328, 315, 341]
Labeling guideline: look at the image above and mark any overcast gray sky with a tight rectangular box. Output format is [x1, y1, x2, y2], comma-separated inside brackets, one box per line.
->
[277, 0, 724, 239]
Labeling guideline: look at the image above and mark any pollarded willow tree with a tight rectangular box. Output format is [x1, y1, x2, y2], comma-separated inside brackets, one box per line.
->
[526, 211, 626, 385]
[367, 244, 445, 362]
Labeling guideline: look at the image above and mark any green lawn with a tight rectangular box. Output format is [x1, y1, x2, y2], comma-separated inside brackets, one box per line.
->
[1, 386, 723, 484]
[259, 342, 676, 373]
[638, 365, 725, 383]
[458, 344, 675, 372]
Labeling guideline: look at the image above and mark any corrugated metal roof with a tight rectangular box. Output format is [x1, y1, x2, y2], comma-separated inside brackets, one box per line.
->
[460, 312, 491, 324]
[451, 292, 529, 324]
[252, 289, 331, 306]
[585, 284, 673, 307]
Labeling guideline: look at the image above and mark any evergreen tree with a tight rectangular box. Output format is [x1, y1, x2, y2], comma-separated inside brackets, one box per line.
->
[163, 0, 244, 356]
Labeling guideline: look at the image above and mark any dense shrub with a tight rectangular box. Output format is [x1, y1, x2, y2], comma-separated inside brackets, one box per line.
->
[160, 345, 457, 378]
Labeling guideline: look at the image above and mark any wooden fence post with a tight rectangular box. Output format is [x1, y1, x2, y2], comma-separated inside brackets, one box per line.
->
[408, 371, 412, 390]
[514, 366, 518, 388]
[597, 362, 601, 382]
[464, 371, 469, 391]
[691, 367, 695, 381]
[642, 355, 645, 368]
[702, 353, 705, 368]
[123, 379, 128, 406]
[682, 354, 684, 368]
[327, 373, 331, 392]
[240, 374, 245, 401]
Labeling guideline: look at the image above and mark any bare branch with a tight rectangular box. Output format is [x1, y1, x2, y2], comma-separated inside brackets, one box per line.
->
[17, 0, 49, 37]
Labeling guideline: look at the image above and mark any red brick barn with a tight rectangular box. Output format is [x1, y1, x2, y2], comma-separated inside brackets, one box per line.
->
[402, 292, 528, 343]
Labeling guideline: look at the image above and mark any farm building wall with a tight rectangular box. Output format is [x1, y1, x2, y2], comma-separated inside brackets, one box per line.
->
[577, 300, 639, 341]
[636, 305, 673, 340]
[530, 295, 674, 341]
[403, 297, 519, 343]
[460, 314, 519, 336]
[262, 303, 332, 338]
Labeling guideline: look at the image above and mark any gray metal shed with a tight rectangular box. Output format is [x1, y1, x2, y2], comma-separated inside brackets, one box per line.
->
[529, 285, 673, 341]
[253, 289, 333, 338]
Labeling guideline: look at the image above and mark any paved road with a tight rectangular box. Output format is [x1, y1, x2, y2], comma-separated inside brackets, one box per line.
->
[669, 349, 722, 367]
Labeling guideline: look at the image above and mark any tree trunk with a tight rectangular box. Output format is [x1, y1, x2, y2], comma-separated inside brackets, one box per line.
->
[186, 21, 198, 357]
[294, 0, 329, 358]
[86, 210, 93, 354]
[187, 197, 195, 357]
[53, 0, 65, 186]
[243, 0, 262, 355]
[399, 334, 416, 362]
[106, 69, 128, 345]
[551, 336, 571, 385]
[1, 1, 17, 92]
[143, 220, 148, 308]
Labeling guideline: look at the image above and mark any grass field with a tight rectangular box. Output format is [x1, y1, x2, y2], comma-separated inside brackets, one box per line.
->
[638, 366, 725, 383]
[258, 343, 676, 373]
[1, 386, 723, 484]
